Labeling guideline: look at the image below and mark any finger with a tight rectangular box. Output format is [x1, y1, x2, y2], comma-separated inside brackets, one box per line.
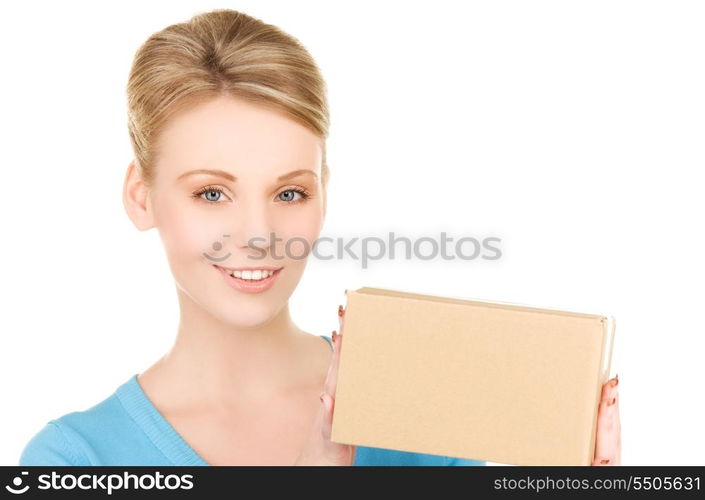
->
[607, 375, 619, 402]
[600, 375, 617, 399]
[594, 384, 620, 465]
[321, 340, 335, 394]
[596, 389, 619, 433]
[592, 457, 612, 466]
[321, 392, 356, 465]
[320, 393, 333, 441]
[338, 304, 346, 333]
[324, 328, 342, 397]
[323, 305, 345, 393]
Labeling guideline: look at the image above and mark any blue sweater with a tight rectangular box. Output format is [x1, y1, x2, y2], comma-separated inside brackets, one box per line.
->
[19, 335, 485, 467]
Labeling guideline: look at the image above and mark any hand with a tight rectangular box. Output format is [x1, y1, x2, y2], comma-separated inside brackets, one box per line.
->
[591, 374, 621, 465]
[294, 304, 357, 465]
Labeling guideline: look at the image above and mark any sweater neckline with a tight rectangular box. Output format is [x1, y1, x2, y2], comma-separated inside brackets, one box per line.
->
[115, 334, 333, 466]
[117, 373, 210, 465]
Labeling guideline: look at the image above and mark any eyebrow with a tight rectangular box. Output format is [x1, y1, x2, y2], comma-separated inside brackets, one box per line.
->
[176, 168, 317, 182]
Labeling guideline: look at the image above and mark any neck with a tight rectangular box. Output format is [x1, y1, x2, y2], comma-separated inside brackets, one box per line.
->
[148, 286, 309, 411]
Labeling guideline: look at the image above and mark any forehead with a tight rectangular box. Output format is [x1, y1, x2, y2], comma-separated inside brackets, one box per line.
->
[154, 95, 322, 179]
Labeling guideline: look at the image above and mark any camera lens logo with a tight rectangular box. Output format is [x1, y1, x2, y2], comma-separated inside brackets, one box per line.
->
[203, 234, 231, 262]
[5, 471, 29, 494]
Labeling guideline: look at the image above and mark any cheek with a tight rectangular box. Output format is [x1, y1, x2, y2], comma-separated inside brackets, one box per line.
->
[154, 196, 224, 263]
[274, 206, 323, 260]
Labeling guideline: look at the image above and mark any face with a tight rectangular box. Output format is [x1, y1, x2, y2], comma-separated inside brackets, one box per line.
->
[128, 95, 326, 329]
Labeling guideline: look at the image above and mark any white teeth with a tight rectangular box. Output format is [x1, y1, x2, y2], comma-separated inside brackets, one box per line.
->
[228, 269, 275, 280]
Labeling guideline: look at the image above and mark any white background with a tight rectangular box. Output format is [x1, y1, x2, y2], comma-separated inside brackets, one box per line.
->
[1, 0, 703, 465]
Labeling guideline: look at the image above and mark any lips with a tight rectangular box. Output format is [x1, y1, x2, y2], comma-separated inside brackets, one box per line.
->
[217, 266, 282, 280]
[213, 264, 282, 294]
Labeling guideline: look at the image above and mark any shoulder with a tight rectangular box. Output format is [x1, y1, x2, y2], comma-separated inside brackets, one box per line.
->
[19, 377, 135, 466]
[18, 420, 80, 466]
[354, 446, 486, 466]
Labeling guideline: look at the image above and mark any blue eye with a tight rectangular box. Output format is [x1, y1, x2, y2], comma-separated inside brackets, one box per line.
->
[277, 187, 311, 204]
[193, 186, 310, 204]
[279, 190, 299, 202]
[193, 185, 229, 203]
[202, 190, 222, 202]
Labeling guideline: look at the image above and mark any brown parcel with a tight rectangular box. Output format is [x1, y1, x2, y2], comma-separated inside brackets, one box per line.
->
[330, 287, 616, 466]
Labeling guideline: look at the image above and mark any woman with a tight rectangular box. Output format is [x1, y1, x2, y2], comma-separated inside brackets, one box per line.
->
[19, 8, 620, 466]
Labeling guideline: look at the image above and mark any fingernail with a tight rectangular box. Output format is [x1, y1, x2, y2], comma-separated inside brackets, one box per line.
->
[611, 374, 619, 387]
[600, 459, 610, 464]
[338, 305, 344, 317]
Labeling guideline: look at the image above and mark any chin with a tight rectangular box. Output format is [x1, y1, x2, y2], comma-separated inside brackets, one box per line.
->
[186, 283, 282, 328]
[218, 302, 282, 330]
[174, 260, 303, 329]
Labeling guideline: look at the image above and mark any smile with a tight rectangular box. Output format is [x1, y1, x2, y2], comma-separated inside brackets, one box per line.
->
[213, 265, 283, 294]
[227, 268, 277, 280]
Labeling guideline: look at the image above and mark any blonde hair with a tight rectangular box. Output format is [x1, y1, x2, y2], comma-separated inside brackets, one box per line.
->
[126, 9, 329, 189]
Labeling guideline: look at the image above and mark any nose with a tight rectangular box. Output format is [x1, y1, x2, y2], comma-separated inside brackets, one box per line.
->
[231, 199, 275, 259]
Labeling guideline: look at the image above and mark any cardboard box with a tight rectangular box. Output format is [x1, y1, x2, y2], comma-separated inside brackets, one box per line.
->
[330, 287, 616, 465]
